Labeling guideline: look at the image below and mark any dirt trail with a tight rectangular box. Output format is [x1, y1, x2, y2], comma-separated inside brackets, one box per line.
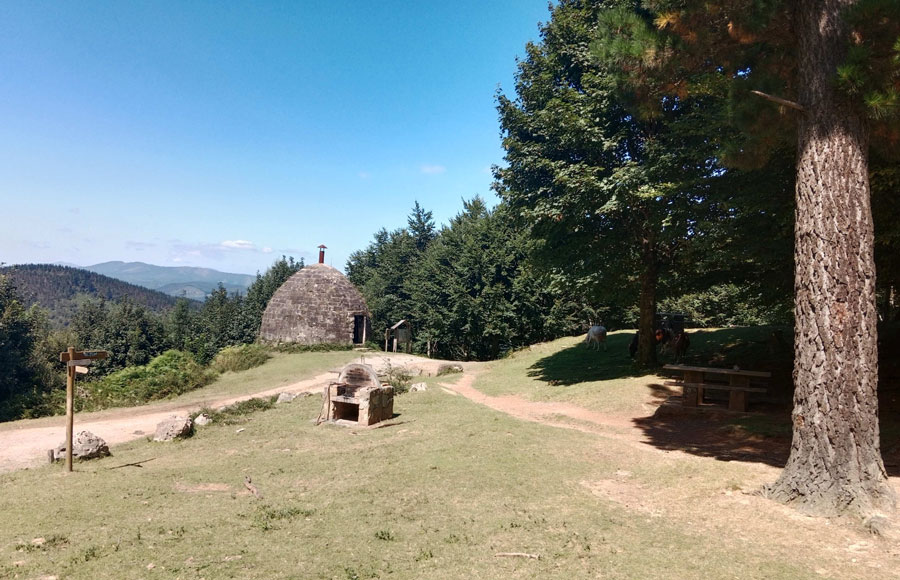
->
[442, 371, 648, 440]
[0, 351, 460, 475]
[0, 372, 337, 474]
[443, 371, 900, 578]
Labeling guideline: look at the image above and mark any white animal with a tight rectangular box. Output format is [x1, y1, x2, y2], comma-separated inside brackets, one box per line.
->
[585, 325, 607, 350]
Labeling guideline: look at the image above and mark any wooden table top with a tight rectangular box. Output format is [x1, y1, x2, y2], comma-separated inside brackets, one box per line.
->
[662, 364, 771, 378]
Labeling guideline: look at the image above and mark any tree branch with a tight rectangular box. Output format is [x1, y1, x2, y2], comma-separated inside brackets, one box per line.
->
[750, 90, 805, 112]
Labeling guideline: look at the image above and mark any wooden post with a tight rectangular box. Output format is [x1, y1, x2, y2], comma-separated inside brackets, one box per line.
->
[65, 346, 75, 472]
[683, 370, 703, 407]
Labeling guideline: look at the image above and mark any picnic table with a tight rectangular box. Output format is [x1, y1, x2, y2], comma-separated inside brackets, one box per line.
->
[662, 364, 771, 412]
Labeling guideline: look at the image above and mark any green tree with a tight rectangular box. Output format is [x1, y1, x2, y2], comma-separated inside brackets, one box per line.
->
[495, 0, 745, 365]
[0, 276, 39, 417]
[347, 203, 435, 344]
[409, 198, 573, 360]
[239, 256, 303, 343]
[72, 297, 167, 374]
[639, 0, 898, 516]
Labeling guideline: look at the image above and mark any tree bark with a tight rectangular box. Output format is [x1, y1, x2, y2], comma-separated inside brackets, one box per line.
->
[768, 0, 895, 517]
[637, 228, 658, 367]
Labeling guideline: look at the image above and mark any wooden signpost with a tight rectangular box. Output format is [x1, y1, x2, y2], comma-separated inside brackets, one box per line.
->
[59, 347, 108, 472]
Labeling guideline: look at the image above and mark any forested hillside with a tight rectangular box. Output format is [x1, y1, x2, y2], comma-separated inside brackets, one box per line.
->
[0, 264, 179, 327]
[85, 261, 255, 297]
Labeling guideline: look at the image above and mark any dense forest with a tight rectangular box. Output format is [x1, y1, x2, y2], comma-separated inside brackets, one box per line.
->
[0, 264, 180, 327]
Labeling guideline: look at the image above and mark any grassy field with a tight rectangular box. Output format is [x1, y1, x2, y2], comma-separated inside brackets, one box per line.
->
[0, 342, 895, 579]
[0, 350, 359, 433]
[476, 327, 794, 410]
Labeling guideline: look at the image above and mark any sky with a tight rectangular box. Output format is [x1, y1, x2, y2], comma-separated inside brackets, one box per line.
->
[0, 1, 553, 275]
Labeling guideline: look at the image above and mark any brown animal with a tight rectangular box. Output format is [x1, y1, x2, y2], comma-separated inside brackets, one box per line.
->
[673, 332, 690, 361]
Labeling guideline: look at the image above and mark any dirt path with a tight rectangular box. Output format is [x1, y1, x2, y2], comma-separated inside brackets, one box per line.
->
[442, 371, 900, 578]
[0, 351, 463, 475]
[0, 371, 336, 474]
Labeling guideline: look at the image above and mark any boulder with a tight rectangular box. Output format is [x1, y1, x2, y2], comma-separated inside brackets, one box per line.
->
[436, 363, 464, 376]
[194, 413, 212, 426]
[410, 382, 428, 392]
[153, 415, 193, 441]
[276, 392, 298, 404]
[49, 430, 110, 462]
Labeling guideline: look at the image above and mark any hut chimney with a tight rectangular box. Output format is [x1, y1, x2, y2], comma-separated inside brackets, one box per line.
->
[318, 244, 327, 264]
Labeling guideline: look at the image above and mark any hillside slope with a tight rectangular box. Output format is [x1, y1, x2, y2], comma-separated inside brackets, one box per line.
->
[86, 261, 255, 296]
[0, 264, 179, 326]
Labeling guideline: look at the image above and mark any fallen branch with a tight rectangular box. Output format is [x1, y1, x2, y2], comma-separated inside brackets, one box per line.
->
[108, 458, 156, 470]
[494, 552, 541, 560]
[750, 90, 805, 111]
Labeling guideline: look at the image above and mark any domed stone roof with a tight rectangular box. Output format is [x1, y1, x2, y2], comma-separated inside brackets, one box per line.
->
[259, 263, 370, 345]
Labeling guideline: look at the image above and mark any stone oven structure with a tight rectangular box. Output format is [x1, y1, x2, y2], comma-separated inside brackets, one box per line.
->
[317, 363, 394, 427]
[258, 248, 371, 345]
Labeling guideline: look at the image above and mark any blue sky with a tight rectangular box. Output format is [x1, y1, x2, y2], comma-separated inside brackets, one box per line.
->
[0, 1, 551, 274]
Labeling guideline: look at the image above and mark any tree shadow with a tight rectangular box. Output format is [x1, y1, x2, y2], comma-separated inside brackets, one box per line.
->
[527, 333, 646, 386]
[633, 387, 792, 468]
[632, 384, 900, 476]
[528, 327, 794, 388]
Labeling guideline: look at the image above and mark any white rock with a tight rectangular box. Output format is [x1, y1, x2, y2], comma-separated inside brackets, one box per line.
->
[153, 415, 193, 442]
[276, 392, 298, 403]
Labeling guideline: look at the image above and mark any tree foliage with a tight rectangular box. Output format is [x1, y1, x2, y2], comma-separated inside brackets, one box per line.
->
[0, 276, 40, 417]
[494, 0, 793, 365]
[347, 200, 584, 361]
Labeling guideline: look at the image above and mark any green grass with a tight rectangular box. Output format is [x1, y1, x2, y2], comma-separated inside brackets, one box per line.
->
[0, 350, 359, 433]
[0, 341, 890, 579]
[477, 328, 794, 413]
[0, 356, 827, 579]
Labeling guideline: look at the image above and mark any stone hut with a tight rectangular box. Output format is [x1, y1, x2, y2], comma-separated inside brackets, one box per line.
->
[259, 249, 371, 346]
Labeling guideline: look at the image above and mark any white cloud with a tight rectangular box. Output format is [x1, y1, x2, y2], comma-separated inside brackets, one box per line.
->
[420, 164, 446, 175]
[221, 240, 256, 250]
[358, 171, 372, 179]
[262, 247, 273, 254]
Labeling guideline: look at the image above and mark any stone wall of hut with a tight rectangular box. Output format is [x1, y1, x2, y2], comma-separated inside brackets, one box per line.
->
[259, 263, 370, 345]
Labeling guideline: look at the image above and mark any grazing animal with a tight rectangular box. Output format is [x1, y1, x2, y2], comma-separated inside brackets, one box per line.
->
[585, 325, 608, 350]
[673, 332, 690, 361]
[629, 333, 639, 358]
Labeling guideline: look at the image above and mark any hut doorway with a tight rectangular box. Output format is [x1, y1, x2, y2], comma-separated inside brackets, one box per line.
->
[353, 315, 367, 345]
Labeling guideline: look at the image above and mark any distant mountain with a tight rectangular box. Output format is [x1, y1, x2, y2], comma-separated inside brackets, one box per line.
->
[85, 261, 256, 297]
[0, 264, 180, 327]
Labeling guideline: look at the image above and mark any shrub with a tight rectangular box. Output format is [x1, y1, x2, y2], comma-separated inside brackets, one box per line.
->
[191, 395, 278, 425]
[270, 342, 354, 353]
[211, 344, 271, 373]
[78, 350, 213, 411]
[379, 361, 413, 395]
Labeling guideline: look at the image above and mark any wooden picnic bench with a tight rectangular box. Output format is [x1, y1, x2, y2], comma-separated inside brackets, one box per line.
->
[662, 364, 771, 412]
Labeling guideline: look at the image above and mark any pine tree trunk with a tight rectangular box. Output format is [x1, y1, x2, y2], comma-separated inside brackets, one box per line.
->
[768, 0, 895, 517]
[637, 229, 658, 367]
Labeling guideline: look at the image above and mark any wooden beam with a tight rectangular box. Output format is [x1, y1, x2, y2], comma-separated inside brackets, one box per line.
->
[750, 90, 805, 111]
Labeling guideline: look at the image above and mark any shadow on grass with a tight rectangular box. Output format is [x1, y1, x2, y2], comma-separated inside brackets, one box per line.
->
[632, 385, 900, 475]
[528, 327, 794, 388]
[526, 333, 644, 386]
[633, 393, 792, 469]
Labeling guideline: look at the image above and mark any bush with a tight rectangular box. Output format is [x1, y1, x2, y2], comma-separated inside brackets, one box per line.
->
[379, 361, 413, 395]
[211, 344, 271, 373]
[192, 396, 278, 425]
[77, 350, 213, 411]
[270, 342, 355, 353]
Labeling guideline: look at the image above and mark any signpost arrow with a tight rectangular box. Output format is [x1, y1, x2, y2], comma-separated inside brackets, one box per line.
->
[59, 347, 109, 472]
